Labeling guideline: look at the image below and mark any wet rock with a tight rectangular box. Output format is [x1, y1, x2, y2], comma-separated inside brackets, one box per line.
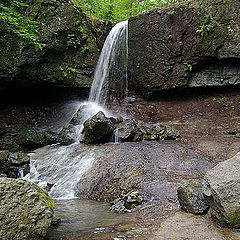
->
[111, 199, 128, 213]
[8, 152, 30, 178]
[177, 179, 209, 215]
[116, 119, 141, 142]
[129, 0, 240, 96]
[0, 151, 11, 176]
[109, 116, 124, 125]
[9, 152, 30, 165]
[0, 178, 55, 240]
[0, 0, 110, 91]
[70, 104, 91, 126]
[83, 111, 115, 143]
[57, 124, 77, 145]
[203, 152, 240, 228]
[111, 191, 143, 213]
[0, 151, 30, 178]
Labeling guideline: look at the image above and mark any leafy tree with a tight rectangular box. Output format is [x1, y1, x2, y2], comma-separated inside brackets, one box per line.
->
[73, 0, 186, 23]
[0, 0, 44, 50]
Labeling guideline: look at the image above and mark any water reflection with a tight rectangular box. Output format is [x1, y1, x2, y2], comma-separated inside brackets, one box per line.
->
[47, 199, 135, 239]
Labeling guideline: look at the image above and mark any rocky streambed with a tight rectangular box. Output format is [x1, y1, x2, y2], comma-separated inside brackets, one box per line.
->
[1, 88, 240, 239]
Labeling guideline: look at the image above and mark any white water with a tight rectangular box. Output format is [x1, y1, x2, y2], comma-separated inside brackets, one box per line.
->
[89, 20, 128, 105]
[24, 144, 96, 199]
[24, 21, 129, 199]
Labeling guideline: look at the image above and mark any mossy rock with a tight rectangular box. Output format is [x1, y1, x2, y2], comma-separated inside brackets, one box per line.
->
[0, 178, 55, 240]
[0, 0, 110, 91]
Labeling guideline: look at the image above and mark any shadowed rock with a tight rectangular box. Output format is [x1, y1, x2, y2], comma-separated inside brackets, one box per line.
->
[83, 111, 115, 143]
[128, 0, 240, 96]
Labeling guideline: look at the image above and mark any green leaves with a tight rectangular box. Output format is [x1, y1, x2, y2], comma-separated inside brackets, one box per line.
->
[0, 0, 43, 50]
[73, 0, 186, 23]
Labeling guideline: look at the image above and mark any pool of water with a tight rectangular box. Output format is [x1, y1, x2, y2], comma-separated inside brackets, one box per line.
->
[47, 199, 147, 240]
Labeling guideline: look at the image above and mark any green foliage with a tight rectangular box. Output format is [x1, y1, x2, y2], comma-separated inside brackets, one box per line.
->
[196, 15, 214, 38]
[212, 97, 227, 103]
[0, 0, 44, 50]
[59, 66, 77, 77]
[183, 62, 192, 72]
[73, 0, 186, 23]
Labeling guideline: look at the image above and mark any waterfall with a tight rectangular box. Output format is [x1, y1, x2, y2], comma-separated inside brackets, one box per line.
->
[23, 20, 129, 199]
[89, 20, 128, 105]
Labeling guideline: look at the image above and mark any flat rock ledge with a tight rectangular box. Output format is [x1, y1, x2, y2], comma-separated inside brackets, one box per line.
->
[0, 178, 55, 240]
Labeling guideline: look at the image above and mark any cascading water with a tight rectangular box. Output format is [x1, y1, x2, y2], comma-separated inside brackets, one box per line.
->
[24, 20, 128, 199]
[89, 20, 128, 105]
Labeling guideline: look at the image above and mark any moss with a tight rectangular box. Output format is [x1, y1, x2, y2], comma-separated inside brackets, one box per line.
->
[196, 0, 235, 57]
[0, 151, 9, 160]
[227, 210, 240, 228]
[36, 187, 55, 211]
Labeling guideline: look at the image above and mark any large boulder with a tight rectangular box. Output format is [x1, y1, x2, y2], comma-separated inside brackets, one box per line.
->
[83, 111, 115, 143]
[0, 178, 55, 240]
[177, 179, 209, 215]
[128, 0, 240, 96]
[204, 152, 240, 228]
[0, 0, 110, 92]
[116, 119, 141, 142]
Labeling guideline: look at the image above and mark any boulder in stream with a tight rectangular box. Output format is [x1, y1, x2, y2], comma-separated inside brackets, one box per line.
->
[83, 111, 115, 143]
[203, 152, 240, 228]
[0, 178, 55, 240]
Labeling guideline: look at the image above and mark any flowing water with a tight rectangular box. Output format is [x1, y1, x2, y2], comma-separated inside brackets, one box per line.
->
[23, 20, 129, 239]
[89, 20, 128, 105]
[24, 20, 129, 199]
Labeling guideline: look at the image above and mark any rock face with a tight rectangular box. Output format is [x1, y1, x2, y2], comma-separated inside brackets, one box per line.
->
[0, 151, 30, 178]
[83, 111, 116, 143]
[204, 152, 240, 228]
[0, 178, 55, 240]
[57, 124, 78, 145]
[128, 0, 240, 96]
[0, 0, 109, 92]
[0, 127, 57, 152]
[177, 179, 209, 215]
